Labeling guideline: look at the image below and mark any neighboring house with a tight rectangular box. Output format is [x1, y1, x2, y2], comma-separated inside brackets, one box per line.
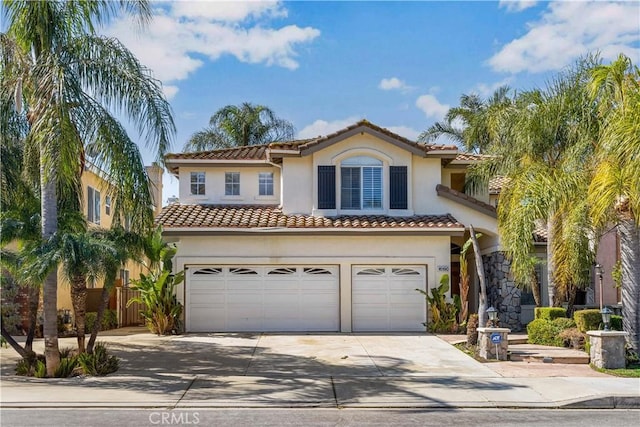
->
[55, 161, 164, 315]
[159, 120, 510, 333]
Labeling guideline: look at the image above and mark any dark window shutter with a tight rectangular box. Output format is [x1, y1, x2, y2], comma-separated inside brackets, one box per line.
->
[318, 165, 336, 209]
[390, 166, 408, 209]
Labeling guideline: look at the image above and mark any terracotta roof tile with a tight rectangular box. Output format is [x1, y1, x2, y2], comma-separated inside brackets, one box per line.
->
[454, 153, 495, 162]
[489, 176, 510, 194]
[533, 221, 548, 243]
[165, 120, 459, 162]
[156, 204, 464, 231]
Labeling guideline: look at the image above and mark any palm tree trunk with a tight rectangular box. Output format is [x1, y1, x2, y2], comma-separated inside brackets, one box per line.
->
[530, 272, 542, 307]
[86, 285, 111, 354]
[618, 215, 640, 352]
[41, 158, 60, 376]
[0, 324, 30, 358]
[25, 285, 40, 353]
[566, 284, 578, 318]
[470, 225, 488, 327]
[547, 214, 560, 307]
[70, 275, 87, 353]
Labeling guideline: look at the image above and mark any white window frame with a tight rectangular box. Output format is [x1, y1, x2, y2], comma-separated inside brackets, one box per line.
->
[120, 269, 130, 287]
[87, 186, 101, 224]
[225, 172, 240, 196]
[105, 196, 111, 216]
[258, 172, 274, 196]
[190, 172, 206, 195]
[340, 156, 383, 210]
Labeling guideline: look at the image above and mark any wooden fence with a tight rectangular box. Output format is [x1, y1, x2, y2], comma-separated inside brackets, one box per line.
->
[116, 287, 145, 327]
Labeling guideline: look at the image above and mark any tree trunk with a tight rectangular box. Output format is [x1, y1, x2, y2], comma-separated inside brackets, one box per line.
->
[566, 284, 578, 318]
[470, 225, 488, 328]
[70, 275, 88, 353]
[531, 271, 542, 307]
[618, 215, 640, 352]
[87, 285, 111, 354]
[547, 215, 558, 307]
[41, 158, 60, 377]
[1, 324, 31, 358]
[25, 285, 40, 353]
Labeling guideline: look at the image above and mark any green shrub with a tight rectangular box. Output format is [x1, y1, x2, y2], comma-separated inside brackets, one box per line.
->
[85, 310, 118, 332]
[527, 318, 572, 347]
[534, 307, 567, 320]
[34, 360, 46, 378]
[574, 309, 603, 332]
[611, 315, 623, 331]
[552, 317, 576, 330]
[54, 357, 79, 378]
[78, 343, 118, 376]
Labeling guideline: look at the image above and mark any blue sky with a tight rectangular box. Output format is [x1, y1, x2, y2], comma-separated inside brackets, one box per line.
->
[96, 1, 640, 201]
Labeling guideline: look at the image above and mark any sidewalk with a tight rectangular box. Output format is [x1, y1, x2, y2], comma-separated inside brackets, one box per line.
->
[1, 332, 638, 409]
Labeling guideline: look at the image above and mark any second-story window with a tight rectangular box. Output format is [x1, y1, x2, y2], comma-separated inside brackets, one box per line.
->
[258, 172, 274, 196]
[225, 172, 240, 196]
[87, 186, 101, 224]
[340, 156, 382, 210]
[105, 196, 111, 216]
[190, 172, 206, 195]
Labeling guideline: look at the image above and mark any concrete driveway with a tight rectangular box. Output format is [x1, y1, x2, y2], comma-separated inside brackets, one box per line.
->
[111, 332, 497, 378]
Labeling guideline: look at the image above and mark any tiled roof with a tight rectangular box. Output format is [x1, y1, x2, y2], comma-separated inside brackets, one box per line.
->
[489, 176, 510, 194]
[435, 184, 497, 218]
[533, 221, 548, 243]
[156, 204, 464, 231]
[164, 120, 459, 162]
[453, 153, 495, 162]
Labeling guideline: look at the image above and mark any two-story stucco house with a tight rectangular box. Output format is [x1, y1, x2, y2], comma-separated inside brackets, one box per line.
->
[159, 120, 505, 333]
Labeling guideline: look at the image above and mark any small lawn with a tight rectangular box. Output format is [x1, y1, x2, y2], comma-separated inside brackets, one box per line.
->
[592, 363, 640, 378]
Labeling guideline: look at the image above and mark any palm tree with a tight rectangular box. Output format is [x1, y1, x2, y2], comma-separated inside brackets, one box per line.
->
[28, 230, 118, 353]
[418, 86, 513, 154]
[2, 1, 175, 375]
[469, 57, 599, 308]
[184, 103, 295, 151]
[588, 54, 640, 351]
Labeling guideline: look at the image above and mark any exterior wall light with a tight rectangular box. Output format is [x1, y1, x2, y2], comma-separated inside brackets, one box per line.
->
[600, 306, 613, 331]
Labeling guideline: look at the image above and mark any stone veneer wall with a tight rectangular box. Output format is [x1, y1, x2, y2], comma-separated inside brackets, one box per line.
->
[482, 252, 522, 331]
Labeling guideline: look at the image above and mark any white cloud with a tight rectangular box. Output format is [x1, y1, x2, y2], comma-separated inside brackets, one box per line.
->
[297, 117, 360, 139]
[415, 94, 449, 120]
[379, 77, 412, 91]
[489, 1, 640, 74]
[104, 2, 320, 96]
[162, 84, 179, 100]
[475, 77, 514, 98]
[499, 1, 537, 13]
[386, 126, 421, 141]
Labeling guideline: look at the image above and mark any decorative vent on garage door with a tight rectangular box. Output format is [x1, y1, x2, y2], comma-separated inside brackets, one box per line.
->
[303, 267, 333, 275]
[229, 267, 259, 275]
[268, 267, 297, 275]
[392, 267, 421, 276]
[355, 268, 385, 276]
[193, 267, 222, 275]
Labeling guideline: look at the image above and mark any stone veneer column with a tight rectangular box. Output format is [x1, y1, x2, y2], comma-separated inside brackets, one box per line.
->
[477, 327, 510, 361]
[483, 252, 522, 331]
[587, 330, 628, 369]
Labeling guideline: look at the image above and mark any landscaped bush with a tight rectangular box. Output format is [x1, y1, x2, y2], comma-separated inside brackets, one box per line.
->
[611, 315, 623, 331]
[559, 328, 586, 349]
[85, 310, 118, 333]
[574, 309, 603, 332]
[527, 318, 575, 347]
[77, 343, 119, 376]
[534, 307, 567, 321]
[15, 349, 79, 378]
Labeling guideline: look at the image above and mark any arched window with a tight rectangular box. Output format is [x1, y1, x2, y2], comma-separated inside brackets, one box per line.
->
[341, 156, 382, 210]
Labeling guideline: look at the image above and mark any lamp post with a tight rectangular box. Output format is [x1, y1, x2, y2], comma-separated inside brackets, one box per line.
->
[601, 306, 613, 331]
[486, 306, 498, 328]
[595, 264, 604, 310]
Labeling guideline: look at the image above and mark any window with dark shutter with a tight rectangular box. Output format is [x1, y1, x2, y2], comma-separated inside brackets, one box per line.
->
[317, 165, 336, 209]
[390, 166, 408, 209]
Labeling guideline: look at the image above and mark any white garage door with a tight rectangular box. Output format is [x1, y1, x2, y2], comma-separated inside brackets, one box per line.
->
[187, 265, 339, 332]
[352, 265, 427, 332]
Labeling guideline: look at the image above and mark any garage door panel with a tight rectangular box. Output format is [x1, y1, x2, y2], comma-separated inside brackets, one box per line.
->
[352, 265, 427, 332]
[187, 265, 338, 332]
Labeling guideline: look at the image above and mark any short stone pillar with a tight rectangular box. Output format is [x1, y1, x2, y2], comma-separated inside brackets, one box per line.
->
[587, 330, 628, 369]
[477, 327, 510, 361]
